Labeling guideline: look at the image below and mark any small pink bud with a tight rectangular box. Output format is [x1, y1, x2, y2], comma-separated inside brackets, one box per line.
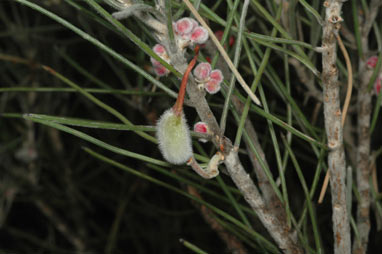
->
[193, 121, 208, 133]
[175, 18, 196, 36]
[152, 44, 170, 62]
[153, 64, 169, 77]
[153, 44, 166, 55]
[205, 79, 221, 94]
[193, 62, 211, 82]
[375, 75, 382, 95]
[367, 56, 378, 68]
[190, 26, 209, 44]
[151, 58, 169, 76]
[209, 69, 224, 83]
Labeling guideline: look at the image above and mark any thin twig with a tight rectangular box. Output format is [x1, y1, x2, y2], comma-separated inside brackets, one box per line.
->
[353, 68, 373, 254]
[182, 0, 261, 106]
[321, 1, 351, 253]
[231, 96, 288, 226]
[352, 33, 376, 254]
[318, 33, 353, 204]
[352, 4, 381, 253]
[225, 150, 303, 254]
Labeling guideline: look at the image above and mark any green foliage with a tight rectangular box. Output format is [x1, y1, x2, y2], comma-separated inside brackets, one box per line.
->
[1, 0, 382, 253]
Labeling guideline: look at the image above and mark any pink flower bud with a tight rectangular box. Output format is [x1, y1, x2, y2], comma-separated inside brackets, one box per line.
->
[152, 44, 170, 62]
[175, 18, 196, 36]
[153, 64, 169, 77]
[190, 18, 198, 31]
[375, 75, 382, 95]
[205, 79, 221, 94]
[193, 121, 208, 133]
[190, 26, 209, 44]
[153, 44, 166, 56]
[193, 62, 211, 82]
[367, 56, 378, 68]
[209, 69, 224, 83]
[151, 58, 169, 76]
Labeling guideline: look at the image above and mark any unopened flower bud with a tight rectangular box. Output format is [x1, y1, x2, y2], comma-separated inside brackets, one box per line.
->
[153, 64, 169, 77]
[194, 121, 208, 143]
[193, 121, 208, 133]
[205, 79, 221, 94]
[193, 62, 211, 82]
[152, 44, 170, 62]
[367, 56, 378, 69]
[175, 18, 196, 36]
[150, 58, 169, 77]
[210, 69, 224, 83]
[190, 26, 209, 44]
[153, 44, 166, 55]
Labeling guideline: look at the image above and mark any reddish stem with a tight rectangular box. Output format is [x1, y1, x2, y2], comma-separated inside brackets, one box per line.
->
[173, 45, 200, 116]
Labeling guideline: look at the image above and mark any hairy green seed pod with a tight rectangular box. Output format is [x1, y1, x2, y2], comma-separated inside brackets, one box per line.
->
[156, 108, 193, 164]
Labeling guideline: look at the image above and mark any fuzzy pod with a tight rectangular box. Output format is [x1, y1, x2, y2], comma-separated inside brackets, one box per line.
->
[156, 109, 193, 164]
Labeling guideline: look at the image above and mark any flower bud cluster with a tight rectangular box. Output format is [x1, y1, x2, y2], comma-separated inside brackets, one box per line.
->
[193, 62, 224, 94]
[174, 18, 209, 48]
[150, 17, 210, 77]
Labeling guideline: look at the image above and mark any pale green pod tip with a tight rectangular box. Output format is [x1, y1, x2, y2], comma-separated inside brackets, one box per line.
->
[156, 109, 193, 164]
